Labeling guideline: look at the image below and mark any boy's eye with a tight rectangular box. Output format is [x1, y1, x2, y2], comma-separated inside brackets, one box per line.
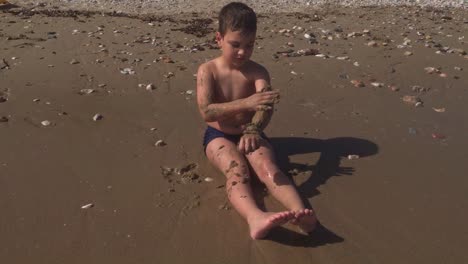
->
[231, 43, 240, 48]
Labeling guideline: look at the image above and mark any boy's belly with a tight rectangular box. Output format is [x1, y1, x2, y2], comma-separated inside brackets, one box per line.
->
[207, 112, 254, 135]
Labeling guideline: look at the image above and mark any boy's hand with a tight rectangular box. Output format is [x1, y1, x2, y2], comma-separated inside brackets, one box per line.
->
[243, 90, 279, 111]
[238, 134, 263, 154]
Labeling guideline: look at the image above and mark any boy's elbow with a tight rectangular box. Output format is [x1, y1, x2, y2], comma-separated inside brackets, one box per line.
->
[200, 108, 217, 122]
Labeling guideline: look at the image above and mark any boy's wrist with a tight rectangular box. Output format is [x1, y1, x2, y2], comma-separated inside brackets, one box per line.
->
[243, 123, 261, 135]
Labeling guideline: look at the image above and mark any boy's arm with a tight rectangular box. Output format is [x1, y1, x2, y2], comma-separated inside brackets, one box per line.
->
[243, 68, 276, 135]
[196, 63, 248, 122]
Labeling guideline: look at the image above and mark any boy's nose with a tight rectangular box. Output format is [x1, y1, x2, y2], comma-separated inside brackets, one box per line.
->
[238, 49, 245, 56]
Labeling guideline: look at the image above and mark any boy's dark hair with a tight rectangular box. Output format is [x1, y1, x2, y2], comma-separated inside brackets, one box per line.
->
[218, 2, 257, 36]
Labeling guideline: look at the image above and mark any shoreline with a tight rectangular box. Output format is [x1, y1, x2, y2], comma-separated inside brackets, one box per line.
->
[2, 0, 467, 17]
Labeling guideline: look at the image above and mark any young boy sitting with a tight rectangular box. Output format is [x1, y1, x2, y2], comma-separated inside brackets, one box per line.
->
[196, 2, 317, 239]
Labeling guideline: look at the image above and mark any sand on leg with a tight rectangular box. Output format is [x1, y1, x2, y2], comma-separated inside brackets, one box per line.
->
[206, 137, 294, 239]
[245, 140, 318, 233]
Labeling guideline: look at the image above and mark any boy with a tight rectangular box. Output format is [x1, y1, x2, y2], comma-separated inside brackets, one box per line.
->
[197, 2, 317, 239]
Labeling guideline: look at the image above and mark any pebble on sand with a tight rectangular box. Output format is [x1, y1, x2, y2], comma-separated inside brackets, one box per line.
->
[347, 154, 360, 160]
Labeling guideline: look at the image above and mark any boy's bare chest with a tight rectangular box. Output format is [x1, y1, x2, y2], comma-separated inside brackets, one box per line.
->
[214, 73, 255, 102]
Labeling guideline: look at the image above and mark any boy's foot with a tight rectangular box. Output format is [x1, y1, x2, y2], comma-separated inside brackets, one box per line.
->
[248, 211, 294, 239]
[293, 208, 318, 233]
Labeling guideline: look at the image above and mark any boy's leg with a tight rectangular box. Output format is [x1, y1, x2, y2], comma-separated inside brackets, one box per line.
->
[245, 140, 318, 233]
[205, 137, 294, 239]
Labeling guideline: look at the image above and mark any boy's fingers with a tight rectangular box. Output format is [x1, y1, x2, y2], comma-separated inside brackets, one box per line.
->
[256, 105, 272, 111]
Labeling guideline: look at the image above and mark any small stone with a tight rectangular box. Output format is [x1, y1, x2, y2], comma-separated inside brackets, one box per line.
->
[291, 71, 298, 75]
[353, 61, 360, 67]
[402, 95, 422, 106]
[98, 84, 106, 88]
[404, 51, 413, 56]
[424, 67, 440, 74]
[336, 56, 349, 60]
[454, 67, 462, 71]
[389, 85, 399, 92]
[431, 133, 446, 140]
[439, 73, 448, 78]
[33, 98, 40, 102]
[92, 113, 103, 121]
[164, 72, 174, 78]
[367, 41, 377, 47]
[0, 116, 8, 122]
[41, 120, 51, 126]
[155, 140, 166, 147]
[347, 154, 360, 160]
[185, 90, 194, 95]
[70, 59, 79, 65]
[350, 80, 365, 88]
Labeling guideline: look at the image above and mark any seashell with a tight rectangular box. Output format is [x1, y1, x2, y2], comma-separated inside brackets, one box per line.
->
[79, 89, 95, 95]
[92, 113, 103, 121]
[81, 203, 94, 209]
[370, 82, 384, 87]
[41, 120, 51, 126]
[204, 177, 214, 182]
[347, 155, 360, 160]
[146, 84, 155, 91]
[120, 68, 135, 75]
[155, 140, 166, 147]
[432, 107, 446, 113]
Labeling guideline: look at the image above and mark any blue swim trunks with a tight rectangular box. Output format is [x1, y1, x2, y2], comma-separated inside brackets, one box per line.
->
[203, 126, 268, 153]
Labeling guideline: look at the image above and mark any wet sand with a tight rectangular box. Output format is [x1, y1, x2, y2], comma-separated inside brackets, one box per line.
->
[1, 3, 468, 264]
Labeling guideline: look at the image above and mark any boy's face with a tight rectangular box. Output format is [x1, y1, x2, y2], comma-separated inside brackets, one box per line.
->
[216, 29, 256, 68]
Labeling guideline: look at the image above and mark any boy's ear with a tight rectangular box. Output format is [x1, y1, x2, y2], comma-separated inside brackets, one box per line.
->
[215, 32, 223, 45]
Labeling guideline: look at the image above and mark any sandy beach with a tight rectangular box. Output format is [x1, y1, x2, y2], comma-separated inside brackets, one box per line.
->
[1, 1, 468, 263]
